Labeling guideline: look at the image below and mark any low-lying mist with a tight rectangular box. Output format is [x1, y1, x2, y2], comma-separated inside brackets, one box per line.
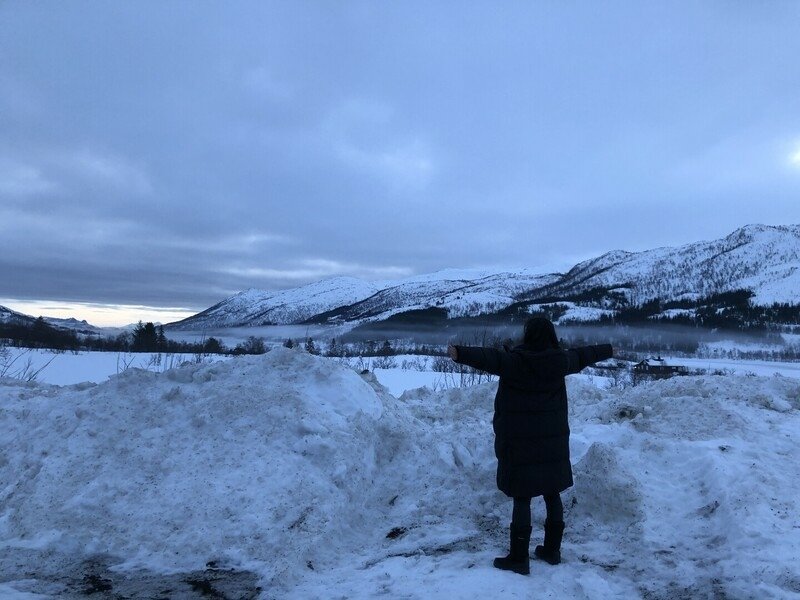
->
[341, 321, 793, 358]
[167, 320, 797, 360]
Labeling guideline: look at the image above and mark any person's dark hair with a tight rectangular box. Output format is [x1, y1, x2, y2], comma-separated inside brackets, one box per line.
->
[523, 317, 560, 351]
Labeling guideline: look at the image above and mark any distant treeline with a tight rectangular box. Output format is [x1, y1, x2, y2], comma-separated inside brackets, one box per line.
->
[0, 318, 264, 355]
[526, 289, 800, 331]
[0, 317, 82, 351]
[344, 294, 800, 358]
[310, 336, 455, 358]
[345, 289, 800, 340]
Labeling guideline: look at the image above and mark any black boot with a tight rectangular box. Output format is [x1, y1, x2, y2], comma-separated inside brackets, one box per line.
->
[534, 519, 564, 565]
[493, 524, 532, 575]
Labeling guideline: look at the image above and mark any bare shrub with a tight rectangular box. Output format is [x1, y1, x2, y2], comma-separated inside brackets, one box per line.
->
[431, 355, 456, 373]
[0, 348, 55, 382]
[354, 356, 372, 372]
[372, 355, 397, 369]
[608, 367, 633, 390]
[116, 353, 136, 374]
[401, 356, 427, 371]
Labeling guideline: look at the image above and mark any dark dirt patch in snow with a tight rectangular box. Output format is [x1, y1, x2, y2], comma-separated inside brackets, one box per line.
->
[0, 551, 263, 599]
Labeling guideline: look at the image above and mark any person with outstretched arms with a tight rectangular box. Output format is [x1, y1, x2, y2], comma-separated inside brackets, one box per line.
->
[448, 317, 613, 575]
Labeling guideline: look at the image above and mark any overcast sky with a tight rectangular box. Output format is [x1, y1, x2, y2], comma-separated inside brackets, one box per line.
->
[3, 2, 800, 325]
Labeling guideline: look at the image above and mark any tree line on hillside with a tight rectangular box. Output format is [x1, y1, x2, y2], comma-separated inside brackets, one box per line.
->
[0, 319, 267, 355]
[0, 317, 82, 350]
[296, 336, 446, 358]
[522, 289, 800, 331]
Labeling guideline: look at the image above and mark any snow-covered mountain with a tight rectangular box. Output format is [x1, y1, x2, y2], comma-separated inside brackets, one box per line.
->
[169, 269, 560, 330]
[0, 305, 34, 326]
[523, 224, 800, 307]
[307, 269, 560, 324]
[41, 317, 107, 336]
[168, 276, 381, 329]
[170, 224, 800, 329]
[0, 306, 108, 336]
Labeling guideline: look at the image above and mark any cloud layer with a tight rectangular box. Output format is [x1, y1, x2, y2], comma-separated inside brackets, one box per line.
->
[3, 1, 800, 312]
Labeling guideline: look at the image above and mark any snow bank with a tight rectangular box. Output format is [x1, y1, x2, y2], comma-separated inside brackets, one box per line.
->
[0, 350, 409, 580]
[564, 376, 800, 599]
[2, 350, 799, 598]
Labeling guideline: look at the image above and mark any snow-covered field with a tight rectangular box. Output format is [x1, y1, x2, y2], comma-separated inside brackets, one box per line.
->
[671, 357, 800, 378]
[4, 347, 800, 391]
[1, 348, 799, 598]
[0, 348, 219, 386]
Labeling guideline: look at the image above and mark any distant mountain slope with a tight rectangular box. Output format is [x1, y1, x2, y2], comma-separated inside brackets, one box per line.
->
[306, 269, 560, 324]
[169, 276, 380, 329]
[0, 306, 35, 326]
[168, 224, 800, 330]
[523, 224, 800, 307]
[40, 317, 107, 336]
[0, 306, 105, 336]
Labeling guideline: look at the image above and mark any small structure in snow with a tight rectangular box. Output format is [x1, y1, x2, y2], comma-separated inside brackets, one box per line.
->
[633, 357, 689, 384]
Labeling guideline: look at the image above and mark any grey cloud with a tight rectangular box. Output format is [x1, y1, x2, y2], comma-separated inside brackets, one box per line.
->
[0, 159, 56, 196]
[3, 1, 800, 312]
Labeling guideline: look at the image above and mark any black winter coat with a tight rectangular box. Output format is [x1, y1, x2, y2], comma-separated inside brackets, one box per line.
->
[454, 343, 613, 498]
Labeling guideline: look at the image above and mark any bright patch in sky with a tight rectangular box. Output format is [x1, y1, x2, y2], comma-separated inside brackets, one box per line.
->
[1, 299, 195, 327]
[791, 148, 800, 166]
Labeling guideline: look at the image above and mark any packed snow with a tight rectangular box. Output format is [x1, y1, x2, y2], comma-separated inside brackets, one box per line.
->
[1, 348, 799, 598]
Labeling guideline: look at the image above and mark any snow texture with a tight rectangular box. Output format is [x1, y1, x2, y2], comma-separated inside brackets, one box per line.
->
[1, 349, 799, 598]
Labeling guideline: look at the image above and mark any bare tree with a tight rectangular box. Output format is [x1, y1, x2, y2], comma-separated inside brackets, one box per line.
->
[0, 348, 55, 381]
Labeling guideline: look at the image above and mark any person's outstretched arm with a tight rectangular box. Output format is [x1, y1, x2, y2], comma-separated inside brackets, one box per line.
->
[566, 344, 613, 374]
[449, 344, 515, 377]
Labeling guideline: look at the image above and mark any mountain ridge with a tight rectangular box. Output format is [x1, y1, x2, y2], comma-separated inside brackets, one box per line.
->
[168, 223, 800, 330]
[0, 306, 109, 336]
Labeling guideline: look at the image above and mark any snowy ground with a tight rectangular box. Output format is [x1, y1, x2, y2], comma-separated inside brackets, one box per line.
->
[1, 348, 799, 598]
[5, 347, 800, 391]
[0, 349, 462, 394]
[0, 348, 222, 387]
[668, 357, 800, 378]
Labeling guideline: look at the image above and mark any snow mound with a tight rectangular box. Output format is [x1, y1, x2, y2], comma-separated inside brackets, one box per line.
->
[2, 353, 800, 598]
[572, 442, 644, 524]
[0, 349, 408, 582]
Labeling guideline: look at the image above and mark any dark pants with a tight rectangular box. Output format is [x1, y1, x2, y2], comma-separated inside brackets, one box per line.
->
[512, 493, 563, 529]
